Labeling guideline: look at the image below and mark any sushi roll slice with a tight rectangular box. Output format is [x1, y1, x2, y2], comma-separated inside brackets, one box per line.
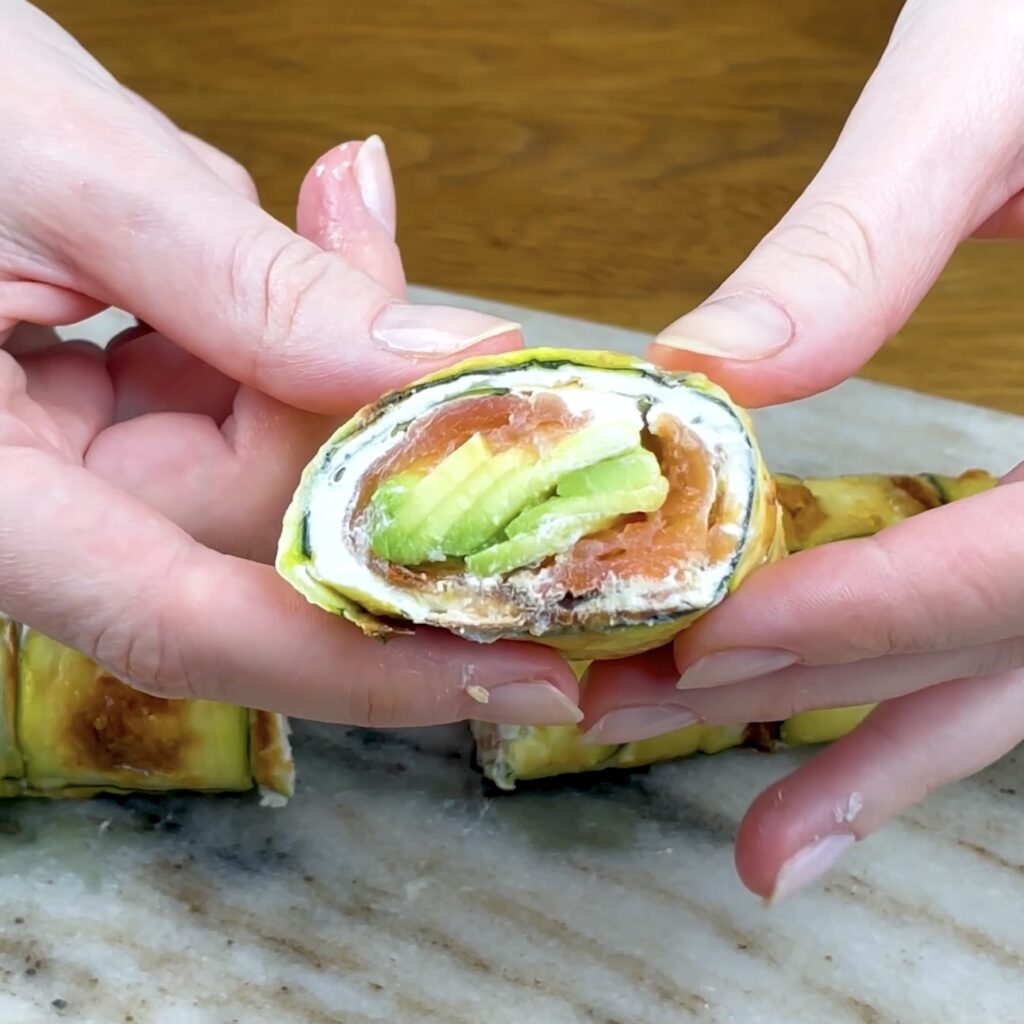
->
[0, 625, 294, 804]
[277, 348, 785, 661]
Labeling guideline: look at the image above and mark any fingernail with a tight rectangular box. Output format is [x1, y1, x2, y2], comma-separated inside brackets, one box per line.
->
[769, 833, 855, 905]
[373, 303, 521, 356]
[677, 648, 798, 690]
[353, 135, 397, 237]
[656, 295, 794, 360]
[471, 682, 583, 726]
[581, 705, 701, 745]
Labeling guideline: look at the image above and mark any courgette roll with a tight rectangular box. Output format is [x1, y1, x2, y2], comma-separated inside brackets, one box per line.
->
[0, 624, 294, 804]
[775, 469, 994, 551]
[277, 349, 785, 660]
[473, 469, 996, 789]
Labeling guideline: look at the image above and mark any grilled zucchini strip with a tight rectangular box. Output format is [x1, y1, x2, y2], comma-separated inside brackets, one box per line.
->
[0, 626, 294, 804]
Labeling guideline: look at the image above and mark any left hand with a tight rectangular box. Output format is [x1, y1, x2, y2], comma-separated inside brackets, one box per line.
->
[578, 0, 1024, 903]
[0, 2, 579, 728]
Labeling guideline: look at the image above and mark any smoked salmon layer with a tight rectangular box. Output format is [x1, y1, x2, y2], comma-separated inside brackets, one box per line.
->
[276, 348, 784, 660]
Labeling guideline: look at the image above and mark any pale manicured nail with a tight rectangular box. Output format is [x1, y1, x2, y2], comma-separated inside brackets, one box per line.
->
[472, 682, 583, 726]
[581, 705, 701, 745]
[353, 135, 397, 237]
[769, 833, 855, 905]
[656, 295, 794, 360]
[373, 303, 521, 356]
[677, 648, 798, 690]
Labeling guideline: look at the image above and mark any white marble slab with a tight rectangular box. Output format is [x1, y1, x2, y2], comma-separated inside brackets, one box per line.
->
[4, 292, 1022, 1023]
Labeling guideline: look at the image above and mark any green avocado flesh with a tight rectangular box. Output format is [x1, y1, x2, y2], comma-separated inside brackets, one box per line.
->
[556, 448, 661, 497]
[365, 416, 670, 575]
[368, 436, 483, 563]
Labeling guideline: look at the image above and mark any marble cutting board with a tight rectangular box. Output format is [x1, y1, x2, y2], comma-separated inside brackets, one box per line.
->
[3, 288, 1023, 1023]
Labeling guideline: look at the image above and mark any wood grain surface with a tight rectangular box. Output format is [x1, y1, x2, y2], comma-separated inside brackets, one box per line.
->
[41, 0, 1024, 414]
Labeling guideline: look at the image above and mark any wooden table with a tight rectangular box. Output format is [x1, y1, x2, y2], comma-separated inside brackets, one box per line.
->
[46, 0, 1024, 415]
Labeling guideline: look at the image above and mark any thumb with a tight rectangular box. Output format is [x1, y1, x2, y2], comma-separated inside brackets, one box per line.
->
[29, 128, 519, 414]
[650, 0, 1024, 406]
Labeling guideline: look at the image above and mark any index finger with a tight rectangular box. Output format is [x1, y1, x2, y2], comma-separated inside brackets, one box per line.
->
[675, 482, 1024, 688]
[25, 113, 521, 412]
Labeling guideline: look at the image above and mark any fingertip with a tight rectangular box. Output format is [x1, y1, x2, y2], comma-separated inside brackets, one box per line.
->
[297, 140, 362, 232]
[448, 324, 526, 362]
[298, 137, 389, 234]
[646, 293, 798, 407]
[763, 832, 857, 907]
[735, 739, 868, 902]
[296, 136, 405, 293]
[644, 341, 766, 407]
[655, 295, 793, 361]
[337, 628, 583, 728]
[304, 140, 363, 181]
[734, 782, 798, 898]
[370, 302, 523, 360]
[646, 339, 843, 408]
[0, 282, 108, 331]
[576, 649, 678, 723]
[466, 680, 583, 727]
[353, 135, 397, 238]
[499, 639, 582, 701]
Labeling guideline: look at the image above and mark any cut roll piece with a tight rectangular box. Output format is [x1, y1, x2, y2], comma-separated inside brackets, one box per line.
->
[0, 624, 294, 804]
[474, 711, 867, 791]
[277, 348, 785, 660]
[473, 469, 996, 789]
[475, 719, 751, 791]
[774, 469, 994, 551]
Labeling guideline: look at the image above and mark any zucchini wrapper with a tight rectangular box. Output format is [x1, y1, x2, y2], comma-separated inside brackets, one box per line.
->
[0, 626, 294, 804]
[473, 470, 995, 789]
[277, 349, 785, 661]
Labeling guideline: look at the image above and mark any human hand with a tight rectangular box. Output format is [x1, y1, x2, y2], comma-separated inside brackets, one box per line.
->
[0, 1, 580, 728]
[581, 0, 1024, 899]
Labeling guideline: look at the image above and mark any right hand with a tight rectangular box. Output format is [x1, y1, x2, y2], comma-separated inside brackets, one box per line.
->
[0, 0, 581, 729]
[585, 0, 1024, 901]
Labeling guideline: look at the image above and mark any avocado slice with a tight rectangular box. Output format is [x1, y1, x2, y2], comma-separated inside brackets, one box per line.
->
[366, 470, 422, 523]
[465, 512, 617, 577]
[412, 446, 534, 560]
[466, 478, 669, 577]
[370, 433, 491, 564]
[556, 448, 662, 498]
[443, 420, 641, 556]
[505, 480, 669, 538]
